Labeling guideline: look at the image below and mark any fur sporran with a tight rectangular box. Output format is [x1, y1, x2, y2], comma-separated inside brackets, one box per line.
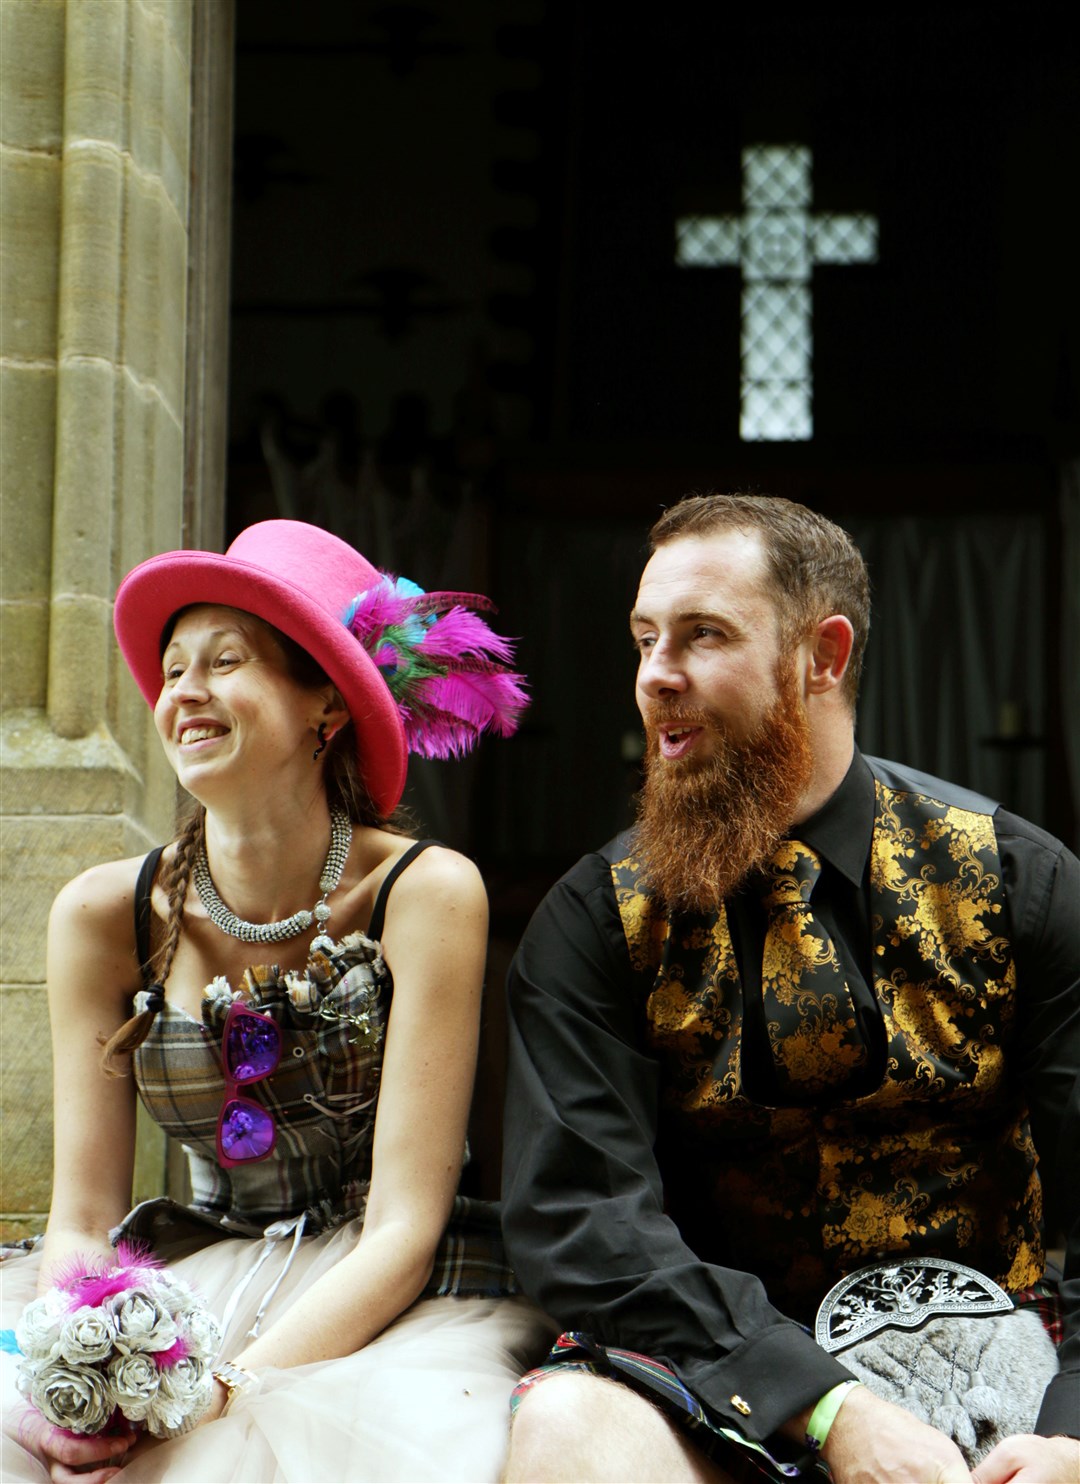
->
[839, 1309, 1058, 1466]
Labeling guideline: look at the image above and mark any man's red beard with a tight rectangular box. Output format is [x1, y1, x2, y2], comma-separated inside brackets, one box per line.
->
[633, 663, 814, 911]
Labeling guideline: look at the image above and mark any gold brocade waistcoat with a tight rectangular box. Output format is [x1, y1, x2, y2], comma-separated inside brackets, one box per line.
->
[613, 769, 1044, 1323]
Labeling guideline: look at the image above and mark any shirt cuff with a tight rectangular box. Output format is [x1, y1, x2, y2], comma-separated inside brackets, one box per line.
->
[680, 1321, 856, 1441]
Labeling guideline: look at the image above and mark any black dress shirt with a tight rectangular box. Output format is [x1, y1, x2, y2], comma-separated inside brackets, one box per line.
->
[502, 753, 1080, 1443]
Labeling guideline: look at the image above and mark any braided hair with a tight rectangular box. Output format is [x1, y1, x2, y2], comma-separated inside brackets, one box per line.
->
[98, 807, 205, 1075]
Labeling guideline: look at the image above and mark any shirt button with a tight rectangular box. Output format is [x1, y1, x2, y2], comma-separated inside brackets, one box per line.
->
[731, 1395, 752, 1415]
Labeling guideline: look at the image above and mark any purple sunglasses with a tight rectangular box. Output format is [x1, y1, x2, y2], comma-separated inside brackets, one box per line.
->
[216, 1002, 282, 1168]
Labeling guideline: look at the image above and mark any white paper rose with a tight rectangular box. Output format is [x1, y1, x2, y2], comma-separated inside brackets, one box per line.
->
[202, 976, 234, 1014]
[30, 1359, 115, 1434]
[151, 1272, 196, 1313]
[15, 1292, 66, 1361]
[58, 1305, 118, 1365]
[285, 969, 317, 1010]
[108, 1289, 179, 1354]
[176, 1306, 222, 1361]
[15, 1357, 42, 1401]
[146, 1355, 213, 1437]
[107, 1350, 161, 1421]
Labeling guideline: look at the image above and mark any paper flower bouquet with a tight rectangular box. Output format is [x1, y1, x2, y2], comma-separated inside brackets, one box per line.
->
[14, 1244, 222, 1440]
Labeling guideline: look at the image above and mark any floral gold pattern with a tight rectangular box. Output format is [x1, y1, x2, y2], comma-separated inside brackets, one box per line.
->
[612, 769, 1043, 1321]
[759, 840, 868, 1095]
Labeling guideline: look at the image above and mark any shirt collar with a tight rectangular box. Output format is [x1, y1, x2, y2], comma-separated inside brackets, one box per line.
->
[793, 749, 874, 888]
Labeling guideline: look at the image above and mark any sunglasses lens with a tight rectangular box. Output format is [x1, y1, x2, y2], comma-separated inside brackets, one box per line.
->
[225, 1012, 281, 1081]
[219, 1099, 276, 1161]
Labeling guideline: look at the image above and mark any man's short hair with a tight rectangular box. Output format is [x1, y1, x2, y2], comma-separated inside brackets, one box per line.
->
[649, 492, 871, 708]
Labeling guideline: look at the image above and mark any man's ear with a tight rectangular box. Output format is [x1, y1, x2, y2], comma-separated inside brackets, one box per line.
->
[805, 615, 854, 695]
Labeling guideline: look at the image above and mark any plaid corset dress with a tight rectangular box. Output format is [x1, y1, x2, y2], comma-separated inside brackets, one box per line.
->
[131, 934, 389, 1235]
[119, 931, 514, 1300]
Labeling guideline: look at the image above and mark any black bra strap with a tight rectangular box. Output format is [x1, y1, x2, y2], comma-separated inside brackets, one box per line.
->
[367, 840, 438, 942]
[134, 846, 166, 984]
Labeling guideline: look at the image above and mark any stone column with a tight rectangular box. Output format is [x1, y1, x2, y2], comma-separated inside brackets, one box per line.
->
[0, 0, 233, 1240]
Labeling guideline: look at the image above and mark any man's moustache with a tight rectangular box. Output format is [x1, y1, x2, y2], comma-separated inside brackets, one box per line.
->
[643, 706, 720, 735]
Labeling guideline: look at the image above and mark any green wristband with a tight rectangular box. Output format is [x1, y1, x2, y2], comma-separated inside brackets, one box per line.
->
[805, 1379, 861, 1451]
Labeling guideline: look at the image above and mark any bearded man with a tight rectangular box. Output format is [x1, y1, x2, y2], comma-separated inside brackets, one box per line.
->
[501, 494, 1079, 1484]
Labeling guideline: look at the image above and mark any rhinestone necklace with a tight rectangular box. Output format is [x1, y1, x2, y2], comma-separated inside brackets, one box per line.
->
[193, 806, 352, 952]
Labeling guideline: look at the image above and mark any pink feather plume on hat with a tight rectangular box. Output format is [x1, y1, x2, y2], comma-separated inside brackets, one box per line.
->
[343, 576, 528, 760]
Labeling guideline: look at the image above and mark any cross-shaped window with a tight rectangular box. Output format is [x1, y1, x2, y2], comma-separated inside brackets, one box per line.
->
[676, 146, 878, 441]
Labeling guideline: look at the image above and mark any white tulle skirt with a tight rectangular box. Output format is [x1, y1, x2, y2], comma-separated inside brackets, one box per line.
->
[1, 1221, 554, 1483]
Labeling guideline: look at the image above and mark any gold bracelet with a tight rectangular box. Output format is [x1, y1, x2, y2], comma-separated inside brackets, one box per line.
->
[211, 1360, 258, 1416]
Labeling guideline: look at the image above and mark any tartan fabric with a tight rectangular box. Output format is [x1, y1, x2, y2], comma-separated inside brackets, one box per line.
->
[423, 1194, 519, 1300]
[125, 932, 516, 1299]
[1013, 1281, 1064, 1348]
[510, 1333, 711, 1421]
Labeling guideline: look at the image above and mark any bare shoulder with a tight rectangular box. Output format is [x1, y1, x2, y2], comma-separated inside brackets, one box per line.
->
[48, 854, 154, 1000]
[377, 843, 488, 1005]
[382, 842, 487, 918]
[50, 854, 148, 930]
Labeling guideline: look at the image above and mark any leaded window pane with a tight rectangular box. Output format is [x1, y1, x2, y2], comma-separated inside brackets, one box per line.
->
[742, 210, 811, 282]
[741, 382, 812, 441]
[675, 215, 740, 266]
[742, 285, 812, 380]
[743, 145, 812, 208]
[812, 215, 878, 264]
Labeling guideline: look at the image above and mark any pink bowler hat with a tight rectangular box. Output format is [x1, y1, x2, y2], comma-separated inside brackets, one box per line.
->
[114, 521, 408, 814]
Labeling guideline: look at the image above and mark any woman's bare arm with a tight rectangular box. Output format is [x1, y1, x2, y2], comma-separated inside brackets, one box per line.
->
[221, 844, 489, 1373]
[40, 857, 146, 1288]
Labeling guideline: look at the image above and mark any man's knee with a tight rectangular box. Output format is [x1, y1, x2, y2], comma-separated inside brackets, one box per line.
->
[510, 1373, 620, 1462]
[506, 1372, 729, 1483]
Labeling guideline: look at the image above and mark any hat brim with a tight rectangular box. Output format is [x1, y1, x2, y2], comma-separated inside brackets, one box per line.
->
[114, 551, 408, 816]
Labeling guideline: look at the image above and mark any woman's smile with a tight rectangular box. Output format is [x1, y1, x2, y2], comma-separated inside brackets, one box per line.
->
[177, 720, 230, 747]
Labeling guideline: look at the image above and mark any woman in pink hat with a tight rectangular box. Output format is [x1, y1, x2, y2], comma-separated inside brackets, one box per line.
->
[2, 522, 551, 1483]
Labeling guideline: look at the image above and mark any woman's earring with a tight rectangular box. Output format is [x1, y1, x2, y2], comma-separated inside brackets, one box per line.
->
[312, 722, 329, 762]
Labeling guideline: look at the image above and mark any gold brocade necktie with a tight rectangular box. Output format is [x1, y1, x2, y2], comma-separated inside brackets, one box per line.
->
[758, 840, 867, 1098]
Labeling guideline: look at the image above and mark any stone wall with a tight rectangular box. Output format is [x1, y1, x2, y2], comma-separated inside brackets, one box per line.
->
[0, 0, 232, 1240]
